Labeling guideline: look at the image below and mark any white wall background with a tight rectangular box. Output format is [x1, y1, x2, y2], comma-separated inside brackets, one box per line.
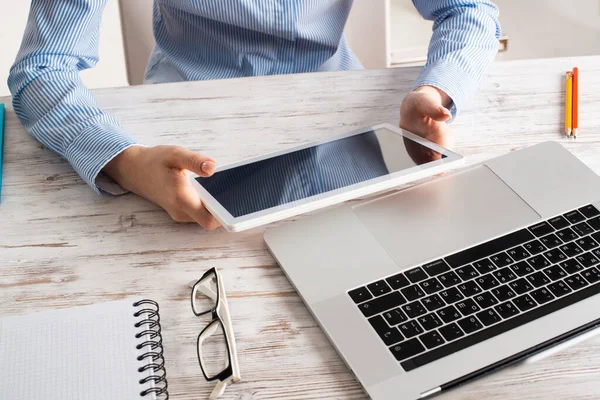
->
[0, 0, 128, 97]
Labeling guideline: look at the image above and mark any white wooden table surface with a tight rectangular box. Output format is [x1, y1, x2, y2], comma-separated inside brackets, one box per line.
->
[2, 56, 600, 400]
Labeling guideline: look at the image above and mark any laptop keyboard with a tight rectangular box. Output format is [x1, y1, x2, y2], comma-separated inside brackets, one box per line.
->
[348, 204, 600, 372]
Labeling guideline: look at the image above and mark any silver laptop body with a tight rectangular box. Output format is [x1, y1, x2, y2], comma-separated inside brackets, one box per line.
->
[264, 141, 600, 399]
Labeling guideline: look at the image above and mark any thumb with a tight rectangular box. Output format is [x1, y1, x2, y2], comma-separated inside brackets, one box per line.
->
[418, 97, 452, 122]
[174, 148, 216, 177]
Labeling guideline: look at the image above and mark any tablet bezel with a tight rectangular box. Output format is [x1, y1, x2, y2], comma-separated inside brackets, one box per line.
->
[190, 123, 464, 232]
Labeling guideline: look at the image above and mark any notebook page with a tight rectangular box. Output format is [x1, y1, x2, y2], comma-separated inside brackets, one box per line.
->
[0, 298, 156, 400]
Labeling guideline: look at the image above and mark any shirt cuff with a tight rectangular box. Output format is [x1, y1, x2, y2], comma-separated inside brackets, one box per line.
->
[413, 59, 479, 118]
[64, 123, 141, 195]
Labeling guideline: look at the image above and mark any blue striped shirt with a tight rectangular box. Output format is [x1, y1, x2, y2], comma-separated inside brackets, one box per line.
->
[8, 0, 500, 194]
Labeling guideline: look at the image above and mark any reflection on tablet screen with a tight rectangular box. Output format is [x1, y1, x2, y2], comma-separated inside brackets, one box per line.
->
[196, 128, 446, 217]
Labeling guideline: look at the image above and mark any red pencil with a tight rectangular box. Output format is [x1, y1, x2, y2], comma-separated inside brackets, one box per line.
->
[572, 67, 579, 138]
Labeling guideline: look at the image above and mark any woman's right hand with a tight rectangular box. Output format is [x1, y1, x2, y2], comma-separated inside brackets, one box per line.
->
[103, 145, 222, 230]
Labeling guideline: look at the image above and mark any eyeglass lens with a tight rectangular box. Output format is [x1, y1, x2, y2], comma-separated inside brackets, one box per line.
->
[192, 272, 218, 315]
[198, 319, 230, 379]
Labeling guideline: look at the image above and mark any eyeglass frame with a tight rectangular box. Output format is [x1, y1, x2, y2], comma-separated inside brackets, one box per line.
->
[190, 267, 241, 398]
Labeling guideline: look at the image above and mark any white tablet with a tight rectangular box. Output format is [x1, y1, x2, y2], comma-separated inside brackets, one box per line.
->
[191, 123, 464, 232]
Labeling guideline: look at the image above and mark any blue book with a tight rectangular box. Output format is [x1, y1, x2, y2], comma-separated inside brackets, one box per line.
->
[0, 103, 4, 203]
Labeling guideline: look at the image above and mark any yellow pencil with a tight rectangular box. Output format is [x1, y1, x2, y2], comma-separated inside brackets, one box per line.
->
[565, 72, 573, 137]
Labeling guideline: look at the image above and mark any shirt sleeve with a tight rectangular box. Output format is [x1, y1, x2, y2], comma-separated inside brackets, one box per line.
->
[7, 0, 141, 194]
[412, 0, 501, 116]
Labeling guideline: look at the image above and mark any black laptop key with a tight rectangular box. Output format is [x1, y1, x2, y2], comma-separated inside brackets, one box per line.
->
[527, 254, 550, 270]
[455, 299, 480, 316]
[458, 316, 483, 334]
[406, 267, 428, 283]
[540, 233, 562, 249]
[390, 338, 425, 361]
[398, 320, 424, 338]
[492, 285, 517, 302]
[386, 273, 410, 290]
[513, 294, 537, 312]
[367, 280, 392, 296]
[493, 267, 517, 284]
[439, 287, 464, 304]
[420, 277, 444, 295]
[456, 265, 479, 281]
[560, 242, 583, 258]
[576, 252, 600, 268]
[476, 273, 500, 290]
[457, 280, 482, 297]
[564, 274, 588, 291]
[383, 308, 408, 326]
[593, 231, 600, 244]
[473, 258, 497, 274]
[556, 227, 578, 242]
[402, 300, 427, 319]
[510, 261, 534, 277]
[438, 271, 461, 288]
[577, 236, 599, 251]
[582, 267, 600, 284]
[490, 252, 514, 268]
[439, 323, 465, 341]
[418, 313, 443, 331]
[444, 229, 534, 269]
[419, 331, 446, 349]
[508, 246, 530, 262]
[421, 294, 446, 312]
[588, 216, 600, 231]
[437, 305, 462, 324]
[359, 291, 406, 317]
[401, 285, 425, 301]
[369, 315, 404, 345]
[547, 281, 572, 297]
[509, 278, 533, 294]
[511, 261, 534, 277]
[564, 209, 586, 224]
[560, 258, 584, 274]
[526, 271, 550, 288]
[349, 286, 372, 303]
[495, 301, 520, 318]
[543, 265, 567, 281]
[422, 259, 451, 277]
[473, 292, 498, 309]
[573, 222, 594, 237]
[529, 221, 555, 237]
[401, 278, 600, 371]
[579, 204, 600, 218]
[530, 287, 555, 304]
[549, 215, 571, 230]
[476, 309, 502, 326]
[544, 248, 567, 265]
[524, 239, 546, 255]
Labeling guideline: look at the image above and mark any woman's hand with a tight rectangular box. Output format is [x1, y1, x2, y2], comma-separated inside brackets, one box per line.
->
[103, 145, 221, 230]
[399, 85, 453, 149]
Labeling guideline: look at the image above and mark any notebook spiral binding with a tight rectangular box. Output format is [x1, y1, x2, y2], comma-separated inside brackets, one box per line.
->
[133, 299, 169, 399]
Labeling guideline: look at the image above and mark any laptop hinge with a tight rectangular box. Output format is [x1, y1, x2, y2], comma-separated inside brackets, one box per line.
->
[419, 387, 441, 399]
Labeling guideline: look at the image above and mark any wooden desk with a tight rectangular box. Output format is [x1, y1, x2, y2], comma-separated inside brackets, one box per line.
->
[2, 56, 600, 399]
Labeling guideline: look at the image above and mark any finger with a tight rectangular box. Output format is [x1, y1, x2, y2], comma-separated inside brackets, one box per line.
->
[168, 147, 217, 177]
[166, 210, 196, 223]
[175, 185, 222, 230]
[416, 97, 452, 122]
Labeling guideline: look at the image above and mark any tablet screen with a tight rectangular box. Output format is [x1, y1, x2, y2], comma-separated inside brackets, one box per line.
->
[196, 128, 446, 217]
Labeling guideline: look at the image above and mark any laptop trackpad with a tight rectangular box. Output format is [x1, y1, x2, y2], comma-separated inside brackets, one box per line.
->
[352, 165, 541, 270]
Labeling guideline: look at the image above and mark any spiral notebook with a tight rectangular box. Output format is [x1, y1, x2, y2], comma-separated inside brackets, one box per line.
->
[0, 298, 169, 400]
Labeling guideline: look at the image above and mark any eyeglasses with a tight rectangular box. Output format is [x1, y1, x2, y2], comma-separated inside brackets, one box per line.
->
[189, 268, 241, 399]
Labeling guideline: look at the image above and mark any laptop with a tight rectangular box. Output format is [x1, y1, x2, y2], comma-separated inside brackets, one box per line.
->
[264, 141, 600, 399]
